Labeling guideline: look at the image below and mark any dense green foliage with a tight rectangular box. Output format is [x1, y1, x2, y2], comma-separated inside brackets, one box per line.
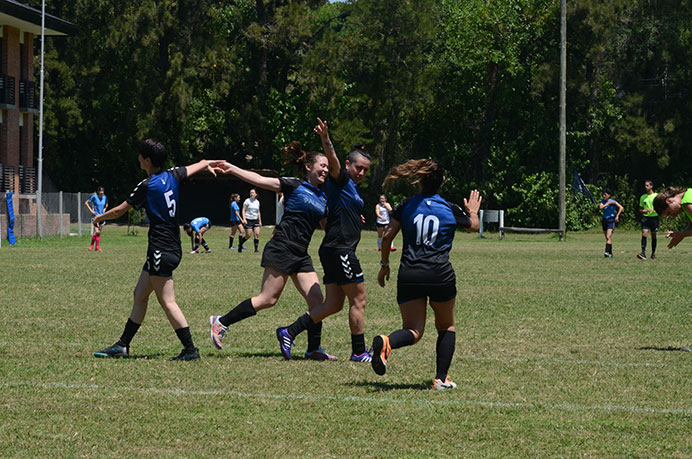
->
[31, 0, 692, 229]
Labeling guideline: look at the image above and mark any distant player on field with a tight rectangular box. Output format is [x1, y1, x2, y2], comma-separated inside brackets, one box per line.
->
[371, 159, 481, 391]
[637, 180, 658, 260]
[228, 193, 245, 249]
[184, 217, 212, 253]
[241, 189, 262, 253]
[85, 186, 108, 252]
[93, 139, 217, 361]
[599, 188, 623, 258]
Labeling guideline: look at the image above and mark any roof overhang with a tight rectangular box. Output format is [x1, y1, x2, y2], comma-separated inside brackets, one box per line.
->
[0, 0, 74, 36]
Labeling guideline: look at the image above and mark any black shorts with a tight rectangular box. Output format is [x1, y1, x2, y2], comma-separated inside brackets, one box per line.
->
[229, 220, 242, 228]
[641, 216, 659, 232]
[376, 222, 389, 228]
[261, 239, 315, 275]
[142, 249, 181, 277]
[319, 247, 364, 285]
[397, 280, 457, 304]
[602, 218, 616, 231]
[245, 219, 261, 229]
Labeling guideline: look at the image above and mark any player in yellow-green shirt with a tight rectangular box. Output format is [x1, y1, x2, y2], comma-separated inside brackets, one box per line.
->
[637, 180, 658, 260]
[653, 187, 692, 248]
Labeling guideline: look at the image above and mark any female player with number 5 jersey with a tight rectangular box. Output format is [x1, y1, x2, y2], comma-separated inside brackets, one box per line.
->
[371, 159, 481, 390]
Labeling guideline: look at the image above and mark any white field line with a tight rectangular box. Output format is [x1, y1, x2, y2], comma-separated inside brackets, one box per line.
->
[3, 380, 692, 416]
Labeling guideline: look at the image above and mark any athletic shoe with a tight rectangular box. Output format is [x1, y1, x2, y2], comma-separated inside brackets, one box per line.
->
[254, 249, 259, 253]
[276, 327, 295, 360]
[304, 348, 337, 361]
[190, 250, 198, 254]
[96, 247, 103, 252]
[209, 315, 227, 350]
[390, 246, 397, 252]
[604, 252, 613, 258]
[637, 252, 646, 260]
[88, 245, 93, 251]
[681, 346, 692, 352]
[205, 249, 212, 253]
[651, 254, 656, 260]
[170, 347, 200, 361]
[94, 343, 129, 358]
[230, 246, 236, 250]
[433, 376, 457, 391]
[371, 334, 391, 376]
[350, 350, 373, 362]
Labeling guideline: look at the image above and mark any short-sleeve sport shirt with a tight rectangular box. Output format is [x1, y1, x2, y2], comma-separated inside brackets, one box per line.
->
[190, 217, 210, 233]
[89, 194, 108, 215]
[127, 167, 188, 253]
[230, 201, 241, 222]
[601, 199, 619, 220]
[320, 168, 364, 251]
[682, 189, 692, 224]
[639, 193, 658, 217]
[270, 177, 327, 252]
[243, 197, 260, 220]
[391, 193, 472, 285]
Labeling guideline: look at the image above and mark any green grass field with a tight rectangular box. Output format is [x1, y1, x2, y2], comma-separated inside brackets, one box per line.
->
[2, 225, 692, 457]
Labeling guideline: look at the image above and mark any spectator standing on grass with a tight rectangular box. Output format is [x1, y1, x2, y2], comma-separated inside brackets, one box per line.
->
[276, 118, 373, 362]
[375, 194, 397, 252]
[370, 159, 481, 391]
[93, 139, 218, 361]
[86, 186, 108, 252]
[184, 217, 212, 253]
[208, 142, 332, 359]
[228, 193, 245, 249]
[637, 180, 658, 260]
[241, 189, 262, 253]
[599, 188, 623, 258]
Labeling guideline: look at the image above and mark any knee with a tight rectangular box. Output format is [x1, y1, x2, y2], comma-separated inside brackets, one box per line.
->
[307, 291, 324, 308]
[411, 329, 424, 343]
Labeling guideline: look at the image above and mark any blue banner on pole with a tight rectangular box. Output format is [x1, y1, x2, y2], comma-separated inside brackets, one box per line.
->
[571, 170, 596, 204]
[6, 192, 16, 245]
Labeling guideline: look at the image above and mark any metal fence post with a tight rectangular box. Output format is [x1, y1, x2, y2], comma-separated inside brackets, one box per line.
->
[77, 192, 82, 237]
[59, 190, 63, 238]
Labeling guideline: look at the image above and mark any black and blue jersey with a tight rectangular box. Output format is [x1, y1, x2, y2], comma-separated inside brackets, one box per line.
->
[270, 177, 327, 252]
[320, 168, 364, 251]
[392, 193, 471, 284]
[127, 167, 188, 253]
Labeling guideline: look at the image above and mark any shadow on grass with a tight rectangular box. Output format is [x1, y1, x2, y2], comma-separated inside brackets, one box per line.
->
[637, 346, 691, 352]
[217, 351, 283, 359]
[347, 380, 430, 392]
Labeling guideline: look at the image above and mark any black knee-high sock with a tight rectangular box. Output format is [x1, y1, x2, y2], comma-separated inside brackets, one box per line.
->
[606, 243, 612, 254]
[254, 238, 259, 251]
[229, 236, 234, 248]
[117, 318, 141, 347]
[175, 326, 195, 350]
[652, 236, 657, 255]
[287, 313, 313, 339]
[641, 236, 647, 254]
[306, 320, 323, 352]
[351, 334, 366, 355]
[239, 236, 246, 248]
[219, 298, 256, 327]
[435, 330, 456, 381]
[201, 239, 210, 251]
[389, 329, 415, 349]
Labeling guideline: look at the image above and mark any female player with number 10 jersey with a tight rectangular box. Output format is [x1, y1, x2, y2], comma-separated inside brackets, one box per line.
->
[371, 159, 481, 390]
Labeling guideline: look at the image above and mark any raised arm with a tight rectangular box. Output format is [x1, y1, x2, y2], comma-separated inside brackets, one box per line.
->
[185, 159, 217, 178]
[209, 161, 281, 193]
[314, 118, 341, 180]
[463, 190, 482, 232]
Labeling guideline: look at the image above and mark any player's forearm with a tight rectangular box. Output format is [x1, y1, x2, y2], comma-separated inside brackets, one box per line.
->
[186, 160, 211, 177]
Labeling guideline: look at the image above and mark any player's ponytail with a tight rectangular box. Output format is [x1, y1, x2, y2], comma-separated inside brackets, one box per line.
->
[653, 186, 687, 215]
[383, 159, 444, 194]
[281, 141, 324, 175]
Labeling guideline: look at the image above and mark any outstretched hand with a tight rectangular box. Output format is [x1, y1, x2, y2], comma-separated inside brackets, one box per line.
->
[314, 117, 329, 139]
[463, 189, 482, 215]
[666, 230, 685, 249]
[209, 160, 232, 175]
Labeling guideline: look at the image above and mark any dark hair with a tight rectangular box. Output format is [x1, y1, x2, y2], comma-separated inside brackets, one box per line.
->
[138, 139, 167, 168]
[230, 193, 239, 200]
[603, 188, 613, 196]
[281, 141, 325, 175]
[653, 187, 687, 215]
[96, 186, 104, 192]
[183, 223, 192, 233]
[644, 179, 653, 187]
[383, 159, 445, 194]
[347, 144, 371, 163]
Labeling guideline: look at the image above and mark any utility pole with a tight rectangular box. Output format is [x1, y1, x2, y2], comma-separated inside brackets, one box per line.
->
[558, 0, 567, 239]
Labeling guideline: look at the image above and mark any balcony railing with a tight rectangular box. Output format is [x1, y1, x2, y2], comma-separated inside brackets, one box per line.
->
[19, 80, 36, 110]
[0, 75, 16, 106]
[0, 163, 36, 194]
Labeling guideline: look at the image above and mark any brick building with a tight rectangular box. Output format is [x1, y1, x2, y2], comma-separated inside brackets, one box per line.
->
[0, 0, 72, 201]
